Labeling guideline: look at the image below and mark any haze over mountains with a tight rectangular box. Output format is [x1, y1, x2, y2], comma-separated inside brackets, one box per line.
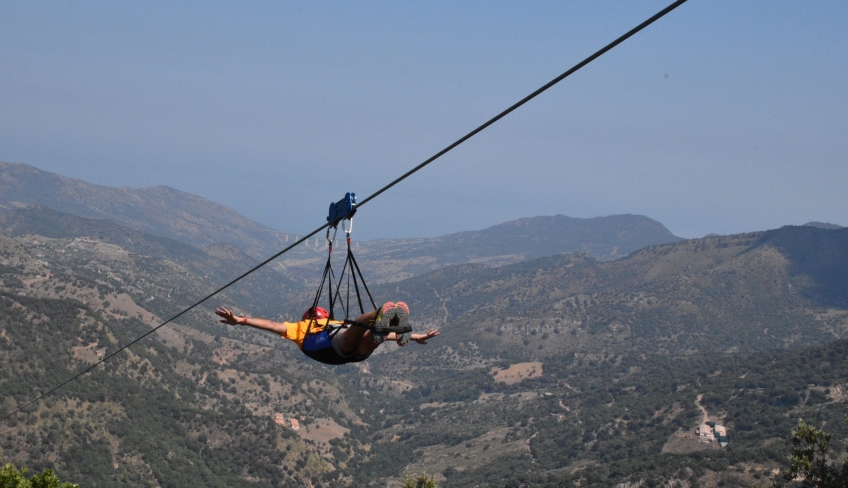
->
[373, 226, 848, 359]
[0, 161, 293, 258]
[2, 161, 847, 487]
[0, 161, 685, 283]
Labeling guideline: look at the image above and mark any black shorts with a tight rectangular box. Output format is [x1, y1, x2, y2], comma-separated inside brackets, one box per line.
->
[301, 328, 371, 365]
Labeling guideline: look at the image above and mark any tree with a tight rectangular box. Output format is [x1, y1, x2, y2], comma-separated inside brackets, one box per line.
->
[770, 417, 848, 488]
[0, 463, 80, 488]
[403, 473, 440, 488]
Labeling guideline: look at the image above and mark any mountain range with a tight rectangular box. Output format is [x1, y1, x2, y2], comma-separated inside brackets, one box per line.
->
[0, 161, 292, 258]
[375, 225, 848, 354]
[0, 161, 685, 285]
[1, 161, 847, 487]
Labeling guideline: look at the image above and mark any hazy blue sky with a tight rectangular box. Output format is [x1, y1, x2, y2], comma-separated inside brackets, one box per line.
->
[1, 1, 846, 240]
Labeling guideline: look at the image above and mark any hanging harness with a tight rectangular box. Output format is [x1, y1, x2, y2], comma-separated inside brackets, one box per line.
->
[302, 193, 411, 363]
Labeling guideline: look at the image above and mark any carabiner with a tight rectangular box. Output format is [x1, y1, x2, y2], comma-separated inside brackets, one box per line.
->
[343, 217, 354, 235]
[326, 224, 338, 244]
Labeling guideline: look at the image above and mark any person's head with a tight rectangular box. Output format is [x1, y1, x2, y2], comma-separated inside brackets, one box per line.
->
[302, 306, 329, 321]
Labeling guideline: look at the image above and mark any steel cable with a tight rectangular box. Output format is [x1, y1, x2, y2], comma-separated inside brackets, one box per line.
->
[1, 0, 687, 422]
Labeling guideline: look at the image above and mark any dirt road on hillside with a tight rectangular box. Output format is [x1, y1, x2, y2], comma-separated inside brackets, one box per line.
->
[695, 394, 710, 424]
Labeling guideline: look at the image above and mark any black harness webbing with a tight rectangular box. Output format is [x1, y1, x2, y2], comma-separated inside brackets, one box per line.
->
[306, 233, 378, 338]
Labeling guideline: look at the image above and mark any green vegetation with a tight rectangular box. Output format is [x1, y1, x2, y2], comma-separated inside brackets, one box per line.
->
[351, 331, 848, 487]
[0, 463, 79, 488]
[0, 273, 365, 486]
[2, 215, 848, 487]
[769, 416, 848, 487]
[403, 473, 440, 488]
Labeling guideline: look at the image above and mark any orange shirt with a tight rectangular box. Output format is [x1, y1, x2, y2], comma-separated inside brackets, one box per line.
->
[281, 318, 344, 349]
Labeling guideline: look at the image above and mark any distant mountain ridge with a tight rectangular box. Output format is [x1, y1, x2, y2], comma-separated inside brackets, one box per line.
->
[361, 213, 682, 262]
[0, 204, 300, 316]
[0, 161, 292, 258]
[761, 225, 848, 308]
[0, 161, 686, 285]
[3, 202, 848, 486]
[338, 213, 684, 283]
[370, 225, 848, 358]
[804, 221, 844, 230]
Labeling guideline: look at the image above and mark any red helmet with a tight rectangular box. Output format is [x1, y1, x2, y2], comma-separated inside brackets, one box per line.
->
[302, 306, 329, 321]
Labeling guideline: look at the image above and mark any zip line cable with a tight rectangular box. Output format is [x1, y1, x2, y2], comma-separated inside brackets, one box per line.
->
[1, 226, 329, 423]
[1, 0, 687, 422]
[357, 0, 688, 209]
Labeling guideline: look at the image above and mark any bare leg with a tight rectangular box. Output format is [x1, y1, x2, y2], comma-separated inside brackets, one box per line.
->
[335, 310, 377, 355]
[355, 330, 383, 358]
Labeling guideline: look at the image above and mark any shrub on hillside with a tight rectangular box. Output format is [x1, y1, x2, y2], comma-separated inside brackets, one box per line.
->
[0, 463, 79, 488]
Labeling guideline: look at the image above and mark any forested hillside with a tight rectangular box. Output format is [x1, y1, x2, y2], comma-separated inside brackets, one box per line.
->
[2, 212, 847, 486]
[0, 163, 685, 286]
[358, 336, 848, 487]
[342, 213, 683, 283]
[0, 232, 413, 487]
[355, 225, 848, 486]
[0, 205, 304, 319]
[0, 162, 295, 258]
[369, 227, 848, 359]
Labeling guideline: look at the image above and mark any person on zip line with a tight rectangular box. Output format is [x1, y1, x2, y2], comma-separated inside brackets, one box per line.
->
[215, 302, 440, 365]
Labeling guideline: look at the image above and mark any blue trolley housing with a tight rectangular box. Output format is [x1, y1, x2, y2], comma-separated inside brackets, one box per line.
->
[327, 192, 356, 228]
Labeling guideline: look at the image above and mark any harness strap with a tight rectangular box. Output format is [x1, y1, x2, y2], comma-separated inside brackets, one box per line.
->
[309, 206, 380, 336]
[372, 324, 413, 334]
[343, 319, 371, 329]
[306, 242, 335, 336]
[345, 236, 377, 312]
[340, 318, 412, 335]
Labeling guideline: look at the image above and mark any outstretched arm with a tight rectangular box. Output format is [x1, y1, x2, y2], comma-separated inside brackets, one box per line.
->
[386, 329, 439, 345]
[411, 329, 440, 344]
[216, 307, 288, 336]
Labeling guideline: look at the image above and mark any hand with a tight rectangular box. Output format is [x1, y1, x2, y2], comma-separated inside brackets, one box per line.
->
[215, 307, 244, 326]
[410, 329, 440, 344]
